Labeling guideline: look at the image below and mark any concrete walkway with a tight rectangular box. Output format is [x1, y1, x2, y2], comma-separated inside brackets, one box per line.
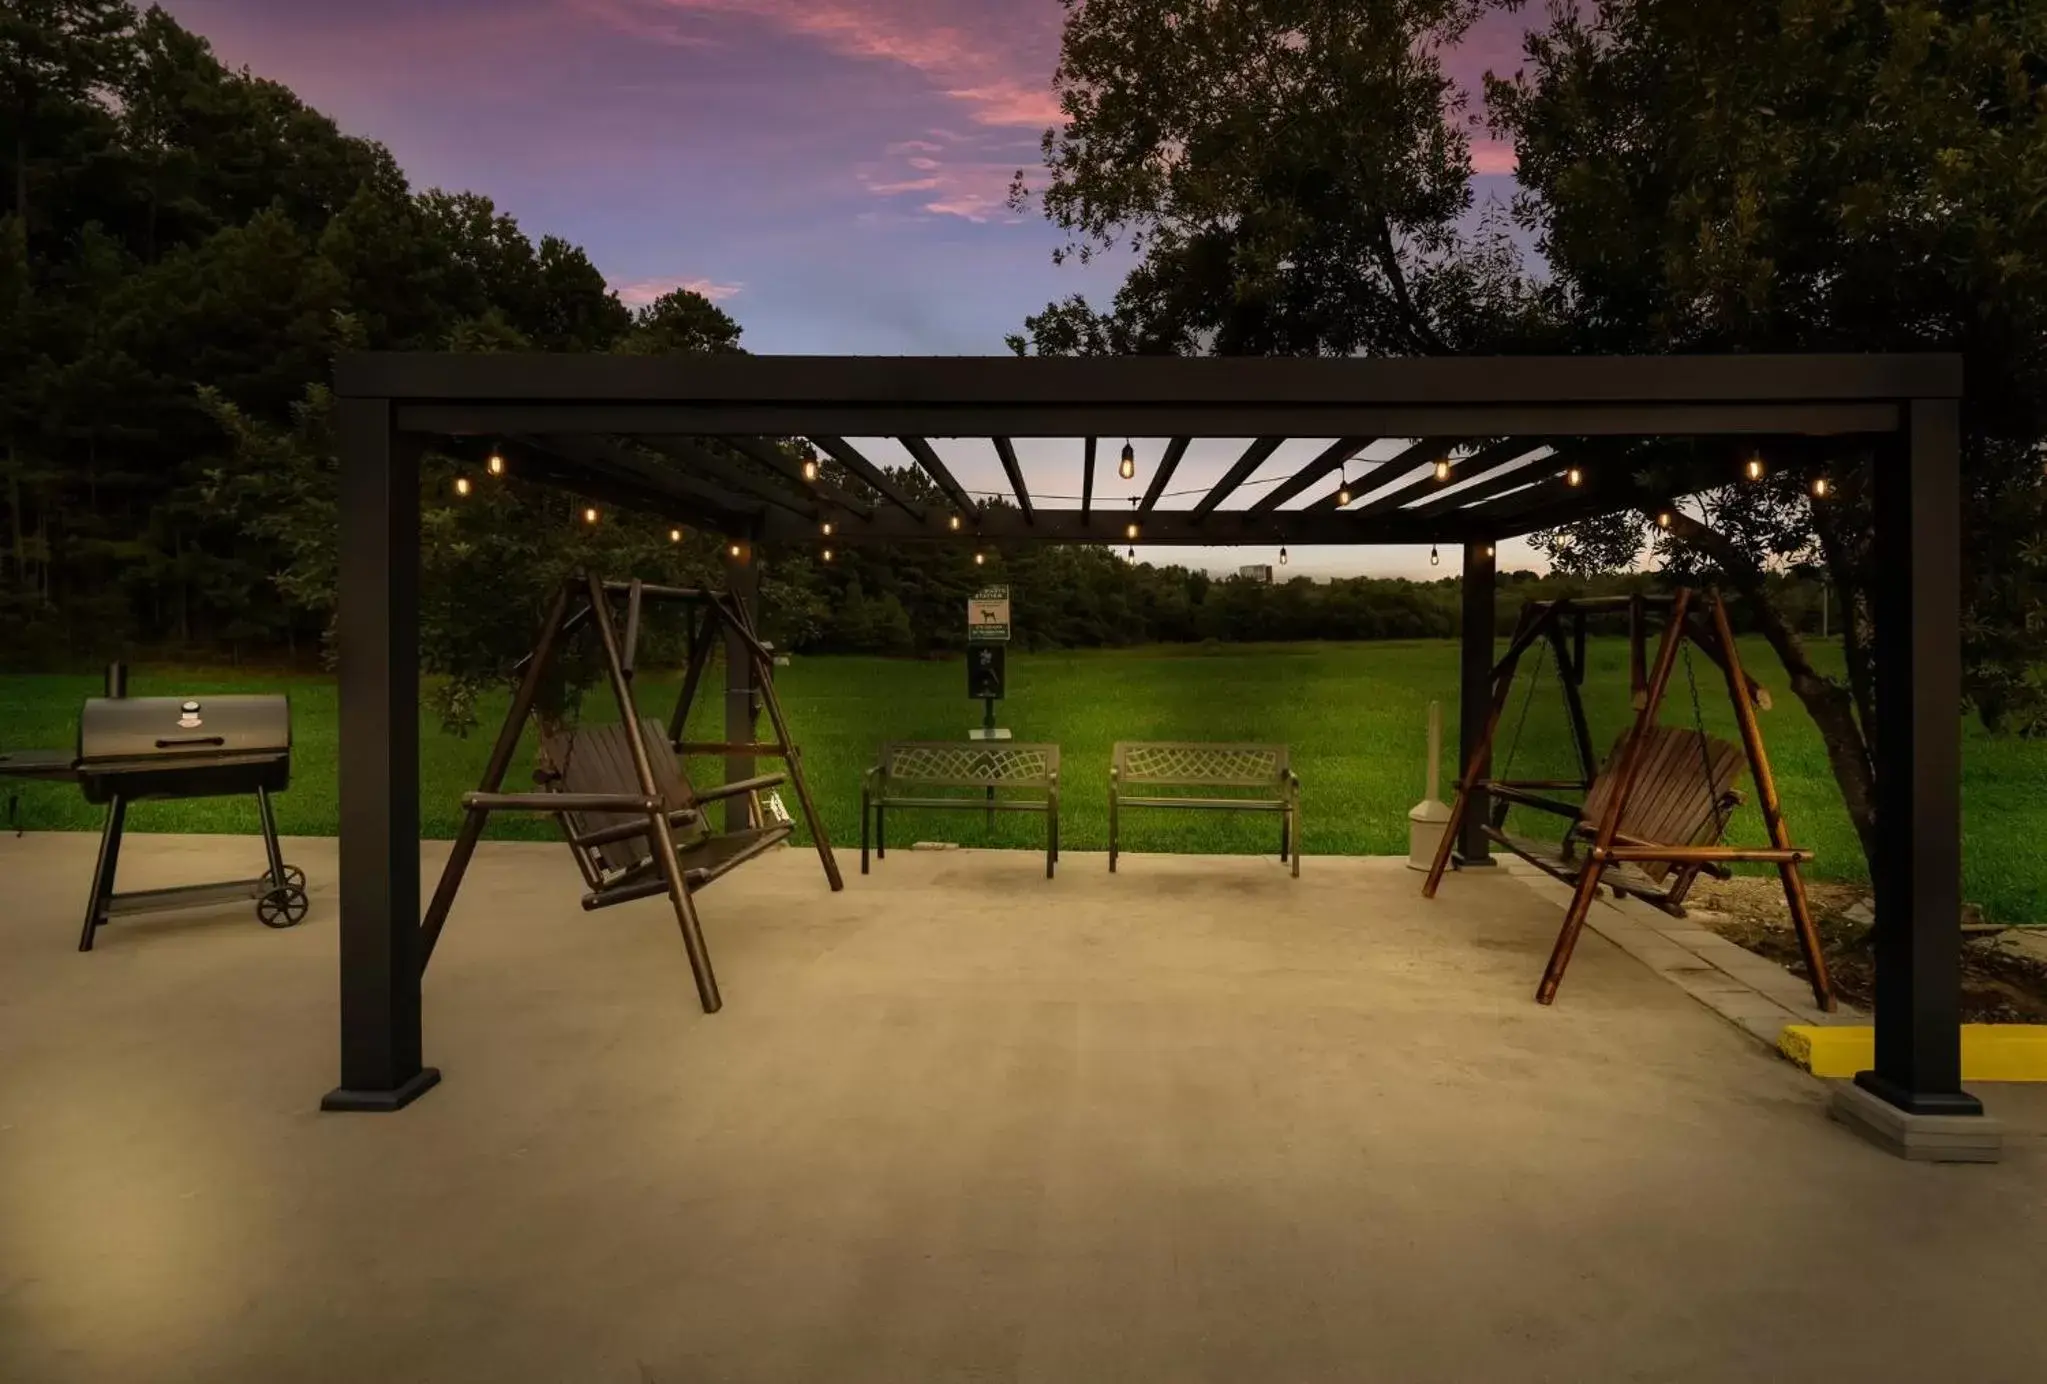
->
[1, 831, 2043, 1384]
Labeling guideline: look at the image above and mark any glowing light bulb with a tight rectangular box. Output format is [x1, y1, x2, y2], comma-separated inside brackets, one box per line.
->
[1337, 485, 1351, 506]
[1657, 511, 1672, 529]
[1745, 454, 1766, 481]
[1126, 522, 1139, 540]
[486, 451, 504, 477]
[1434, 458, 1452, 482]
[949, 514, 961, 531]
[669, 527, 683, 543]
[821, 521, 833, 536]
[822, 548, 833, 563]
[1127, 545, 1136, 560]
[454, 476, 471, 497]
[1565, 466, 1583, 487]
[1278, 547, 1289, 566]
[1482, 544, 1494, 558]
[729, 543, 742, 559]
[582, 506, 598, 524]
[802, 458, 818, 482]
[1430, 544, 1441, 567]
[1811, 475, 1830, 499]
[1119, 440, 1136, 481]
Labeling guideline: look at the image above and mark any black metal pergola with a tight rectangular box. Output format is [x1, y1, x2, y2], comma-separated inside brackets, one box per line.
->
[323, 351, 1979, 1128]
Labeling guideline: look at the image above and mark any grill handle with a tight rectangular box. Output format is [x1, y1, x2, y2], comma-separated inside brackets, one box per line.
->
[154, 735, 226, 749]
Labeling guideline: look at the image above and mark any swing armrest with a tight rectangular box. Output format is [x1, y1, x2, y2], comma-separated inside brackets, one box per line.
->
[696, 771, 787, 803]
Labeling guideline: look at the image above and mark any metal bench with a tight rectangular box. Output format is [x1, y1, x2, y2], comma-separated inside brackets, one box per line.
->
[862, 741, 1061, 878]
[1109, 741, 1300, 876]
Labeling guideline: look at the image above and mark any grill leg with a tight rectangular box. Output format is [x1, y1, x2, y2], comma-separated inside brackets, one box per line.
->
[79, 794, 127, 953]
[256, 787, 289, 888]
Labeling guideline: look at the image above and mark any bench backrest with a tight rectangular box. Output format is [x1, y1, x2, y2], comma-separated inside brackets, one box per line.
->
[1579, 725, 1745, 881]
[879, 741, 1059, 789]
[539, 716, 697, 871]
[1113, 741, 1289, 787]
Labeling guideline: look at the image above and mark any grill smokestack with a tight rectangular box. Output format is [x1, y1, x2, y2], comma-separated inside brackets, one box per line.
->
[104, 662, 128, 699]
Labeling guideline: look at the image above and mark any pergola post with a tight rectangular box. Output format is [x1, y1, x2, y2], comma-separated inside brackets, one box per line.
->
[723, 543, 761, 833]
[1456, 540, 1496, 867]
[1856, 399, 1980, 1117]
[322, 397, 440, 1112]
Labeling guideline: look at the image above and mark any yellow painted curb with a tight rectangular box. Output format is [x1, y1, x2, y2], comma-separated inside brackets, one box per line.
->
[1779, 1025, 2047, 1081]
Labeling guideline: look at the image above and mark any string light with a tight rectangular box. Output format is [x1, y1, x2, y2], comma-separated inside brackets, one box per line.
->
[1745, 452, 1766, 482]
[1119, 439, 1136, 481]
[1430, 544, 1441, 567]
[1336, 462, 1350, 508]
[453, 476, 472, 498]
[1126, 522, 1139, 540]
[1565, 466, 1583, 487]
[1482, 544, 1494, 559]
[1278, 546, 1289, 566]
[728, 542, 742, 559]
[949, 514, 961, 531]
[1811, 475, 1831, 499]
[974, 551, 986, 566]
[1127, 545, 1136, 560]
[821, 521, 833, 536]
[582, 506, 599, 525]
[802, 457, 819, 482]
[669, 527, 684, 543]
[1434, 457, 1452, 482]
[486, 450, 505, 477]
[1657, 511, 1672, 529]
[822, 547, 833, 563]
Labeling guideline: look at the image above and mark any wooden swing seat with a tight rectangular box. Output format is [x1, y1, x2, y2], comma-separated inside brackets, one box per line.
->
[530, 717, 791, 888]
[1485, 726, 1748, 917]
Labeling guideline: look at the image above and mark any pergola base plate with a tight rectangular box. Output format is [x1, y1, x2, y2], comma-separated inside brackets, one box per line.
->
[321, 1067, 443, 1113]
[1828, 1078, 2001, 1162]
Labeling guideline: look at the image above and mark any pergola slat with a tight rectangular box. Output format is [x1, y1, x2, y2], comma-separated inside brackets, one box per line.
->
[634, 437, 821, 519]
[1407, 447, 1560, 516]
[1191, 437, 1285, 518]
[722, 436, 876, 518]
[896, 436, 977, 516]
[1138, 437, 1191, 516]
[1246, 436, 1377, 514]
[992, 437, 1033, 522]
[522, 435, 765, 526]
[1319, 436, 1470, 514]
[811, 436, 928, 520]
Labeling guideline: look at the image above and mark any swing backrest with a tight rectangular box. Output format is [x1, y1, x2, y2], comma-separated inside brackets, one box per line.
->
[538, 716, 700, 873]
[1578, 726, 1746, 882]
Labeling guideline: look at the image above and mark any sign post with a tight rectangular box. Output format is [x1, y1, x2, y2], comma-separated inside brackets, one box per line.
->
[967, 586, 1011, 826]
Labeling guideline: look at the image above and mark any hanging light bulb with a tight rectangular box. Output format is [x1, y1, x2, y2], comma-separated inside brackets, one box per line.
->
[453, 476, 472, 498]
[1127, 545, 1136, 560]
[729, 542, 743, 559]
[1430, 544, 1441, 567]
[486, 450, 505, 477]
[1811, 474, 1831, 499]
[974, 551, 986, 566]
[802, 456, 819, 482]
[1656, 511, 1672, 529]
[1434, 457, 1452, 482]
[949, 514, 961, 531]
[1119, 439, 1136, 481]
[1745, 452, 1766, 482]
[1565, 466, 1583, 487]
[1336, 463, 1351, 508]
[822, 547, 833, 563]
[821, 521, 833, 536]
[582, 506, 599, 524]
[669, 527, 684, 543]
[1126, 522, 1139, 540]
[1278, 546, 1289, 566]
[1482, 544, 1494, 559]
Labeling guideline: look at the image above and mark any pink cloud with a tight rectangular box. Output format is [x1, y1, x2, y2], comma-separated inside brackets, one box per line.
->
[610, 275, 744, 306]
[906, 155, 939, 170]
[1470, 139, 1517, 176]
[866, 176, 943, 194]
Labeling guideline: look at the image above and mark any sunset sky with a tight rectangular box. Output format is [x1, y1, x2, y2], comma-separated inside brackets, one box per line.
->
[157, 0, 1550, 577]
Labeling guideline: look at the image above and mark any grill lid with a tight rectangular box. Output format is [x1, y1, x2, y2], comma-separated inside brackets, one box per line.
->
[78, 695, 291, 766]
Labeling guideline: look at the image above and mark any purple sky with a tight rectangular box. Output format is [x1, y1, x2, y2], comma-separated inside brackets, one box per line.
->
[158, 0, 1548, 578]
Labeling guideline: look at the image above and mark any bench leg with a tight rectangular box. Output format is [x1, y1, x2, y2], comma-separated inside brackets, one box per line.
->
[875, 805, 885, 860]
[860, 789, 870, 875]
[1046, 795, 1057, 879]
[1279, 811, 1289, 864]
[1108, 790, 1118, 873]
[1289, 805, 1300, 879]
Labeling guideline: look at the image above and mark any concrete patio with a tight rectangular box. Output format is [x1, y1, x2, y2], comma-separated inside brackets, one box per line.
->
[2, 830, 2043, 1384]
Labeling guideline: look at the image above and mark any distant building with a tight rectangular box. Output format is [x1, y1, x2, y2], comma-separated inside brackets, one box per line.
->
[1239, 564, 1274, 584]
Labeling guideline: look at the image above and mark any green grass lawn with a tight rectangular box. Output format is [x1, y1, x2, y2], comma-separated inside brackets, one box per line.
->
[3, 638, 2042, 923]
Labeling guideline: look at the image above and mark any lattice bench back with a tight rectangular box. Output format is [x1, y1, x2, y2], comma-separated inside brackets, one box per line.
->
[1114, 741, 1289, 787]
[879, 741, 1060, 789]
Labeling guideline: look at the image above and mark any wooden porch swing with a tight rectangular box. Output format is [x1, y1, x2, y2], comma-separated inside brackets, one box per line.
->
[1422, 587, 1835, 1011]
[417, 573, 842, 1014]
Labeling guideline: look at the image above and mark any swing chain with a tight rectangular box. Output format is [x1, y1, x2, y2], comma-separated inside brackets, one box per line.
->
[1682, 634, 1729, 839]
[1498, 632, 1549, 786]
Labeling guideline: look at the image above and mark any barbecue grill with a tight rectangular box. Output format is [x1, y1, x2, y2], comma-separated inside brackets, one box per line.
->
[0, 664, 309, 950]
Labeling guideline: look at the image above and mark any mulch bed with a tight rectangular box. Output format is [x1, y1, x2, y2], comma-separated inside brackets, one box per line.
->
[1684, 876, 2047, 1024]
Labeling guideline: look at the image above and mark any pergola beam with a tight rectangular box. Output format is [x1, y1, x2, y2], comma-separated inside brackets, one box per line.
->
[1191, 437, 1285, 518]
[721, 436, 876, 518]
[1137, 437, 1191, 517]
[896, 436, 977, 516]
[992, 437, 1033, 522]
[811, 436, 928, 520]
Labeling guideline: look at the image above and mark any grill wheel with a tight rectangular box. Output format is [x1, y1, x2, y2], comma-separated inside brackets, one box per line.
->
[257, 882, 310, 929]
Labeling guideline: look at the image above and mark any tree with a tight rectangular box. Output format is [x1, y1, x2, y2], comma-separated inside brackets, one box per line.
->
[0, 0, 134, 236]
[1007, 0, 1543, 357]
[1489, 0, 2047, 872]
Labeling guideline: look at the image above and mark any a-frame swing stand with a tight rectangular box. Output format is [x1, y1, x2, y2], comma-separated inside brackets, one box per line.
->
[1424, 587, 1835, 1011]
[418, 573, 842, 1014]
